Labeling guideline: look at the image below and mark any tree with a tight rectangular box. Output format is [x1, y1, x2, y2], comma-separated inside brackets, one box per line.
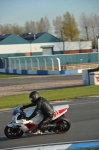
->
[38, 18, 45, 32]
[24, 21, 37, 33]
[24, 17, 51, 34]
[0, 24, 13, 34]
[79, 13, 99, 48]
[12, 24, 24, 34]
[62, 12, 80, 41]
[24, 21, 30, 33]
[30, 21, 37, 33]
[44, 16, 51, 32]
[0, 16, 51, 35]
[79, 13, 91, 40]
[37, 16, 51, 32]
[53, 16, 63, 39]
[0, 24, 24, 34]
[89, 14, 99, 48]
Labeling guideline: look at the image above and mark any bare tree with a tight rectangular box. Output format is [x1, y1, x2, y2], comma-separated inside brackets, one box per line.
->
[0, 24, 24, 34]
[24, 21, 31, 33]
[0, 24, 13, 34]
[79, 13, 90, 40]
[37, 16, 51, 32]
[12, 24, 24, 34]
[79, 13, 99, 48]
[53, 16, 62, 39]
[29, 21, 37, 33]
[89, 14, 99, 48]
[38, 18, 45, 32]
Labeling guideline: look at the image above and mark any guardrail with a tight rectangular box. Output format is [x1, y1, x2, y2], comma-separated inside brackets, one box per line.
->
[0, 68, 82, 75]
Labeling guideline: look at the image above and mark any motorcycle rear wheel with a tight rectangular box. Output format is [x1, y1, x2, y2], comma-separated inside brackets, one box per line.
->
[4, 126, 23, 139]
[53, 118, 70, 134]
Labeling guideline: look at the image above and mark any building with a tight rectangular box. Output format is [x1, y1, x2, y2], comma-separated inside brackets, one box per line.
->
[0, 32, 63, 57]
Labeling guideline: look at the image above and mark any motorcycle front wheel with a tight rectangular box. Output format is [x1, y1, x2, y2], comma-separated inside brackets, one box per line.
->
[53, 118, 71, 134]
[4, 126, 23, 139]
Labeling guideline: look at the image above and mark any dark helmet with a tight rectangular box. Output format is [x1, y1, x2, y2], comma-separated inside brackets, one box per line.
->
[29, 91, 40, 103]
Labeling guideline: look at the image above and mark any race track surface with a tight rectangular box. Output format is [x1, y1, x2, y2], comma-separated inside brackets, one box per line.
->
[0, 97, 99, 149]
[0, 74, 82, 97]
[0, 74, 99, 149]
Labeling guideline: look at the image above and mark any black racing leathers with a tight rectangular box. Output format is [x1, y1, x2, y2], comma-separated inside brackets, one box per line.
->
[22, 97, 54, 121]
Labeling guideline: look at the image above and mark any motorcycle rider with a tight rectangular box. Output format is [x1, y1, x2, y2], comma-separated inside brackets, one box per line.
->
[20, 90, 54, 133]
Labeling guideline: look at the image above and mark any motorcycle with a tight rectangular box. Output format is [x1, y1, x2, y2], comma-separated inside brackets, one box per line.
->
[4, 104, 71, 139]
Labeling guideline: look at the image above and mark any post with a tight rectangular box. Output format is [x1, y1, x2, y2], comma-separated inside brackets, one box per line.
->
[50, 58, 54, 70]
[29, 58, 33, 70]
[56, 58, 61, 71]
[92, 26, 96, 49]
[79, 40, 81, 53]
[61, 30, 65, 52]
[80, 59, 82, 69]
[36, 58, 40, 70]
[85, 26, 89, 41]
[18, 58, 21, 70]
[24, 58, 27, 70]
[14, 59, 16, 69]
[8, 58, 11, 69]
[96, 34, 99, 66]
[43, 58, 47, 70]
[98, 37, 99, 67]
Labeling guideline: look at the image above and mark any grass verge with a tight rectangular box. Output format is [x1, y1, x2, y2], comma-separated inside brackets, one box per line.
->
[0, 73, 34, 79]
[0, 85, 99, 109]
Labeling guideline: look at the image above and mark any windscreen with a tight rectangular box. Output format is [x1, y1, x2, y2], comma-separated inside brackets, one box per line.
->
[13, 108, 19, 116]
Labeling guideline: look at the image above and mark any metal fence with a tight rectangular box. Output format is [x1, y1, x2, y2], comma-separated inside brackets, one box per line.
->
[0, 52, 99, 70]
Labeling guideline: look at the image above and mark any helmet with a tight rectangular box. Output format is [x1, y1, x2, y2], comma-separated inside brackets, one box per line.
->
[29, 91, 40, 103]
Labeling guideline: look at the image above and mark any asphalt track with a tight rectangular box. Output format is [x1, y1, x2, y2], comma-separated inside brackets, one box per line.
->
[0, 74, 82, 87]
[0, 74, 82, 97]
[0, 74, 99, 149]
[0, 97, 99, 149]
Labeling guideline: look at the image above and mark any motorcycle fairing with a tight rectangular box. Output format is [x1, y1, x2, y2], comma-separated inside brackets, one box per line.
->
[7, 105, 69, 132]
[52, 105, 69, 120]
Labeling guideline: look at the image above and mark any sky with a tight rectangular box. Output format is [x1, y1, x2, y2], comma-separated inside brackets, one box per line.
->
[0, 0, 99, 27]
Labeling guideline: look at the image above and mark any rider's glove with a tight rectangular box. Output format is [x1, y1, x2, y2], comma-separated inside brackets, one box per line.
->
[20, 105, 26, 110]
[20, 107, 24, 111]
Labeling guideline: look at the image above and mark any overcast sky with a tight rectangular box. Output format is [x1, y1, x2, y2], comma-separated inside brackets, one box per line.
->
[0, 0, 99, 26]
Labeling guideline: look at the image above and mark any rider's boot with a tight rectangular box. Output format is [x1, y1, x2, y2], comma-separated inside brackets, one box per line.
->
[33, 129, 42, 134]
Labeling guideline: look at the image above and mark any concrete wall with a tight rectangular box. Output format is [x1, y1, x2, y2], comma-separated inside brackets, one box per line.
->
[31, 42, 63, 52]
[0, 44, 30, 57]
[64, 41, 92, 50]
[0, 41, 92, 57]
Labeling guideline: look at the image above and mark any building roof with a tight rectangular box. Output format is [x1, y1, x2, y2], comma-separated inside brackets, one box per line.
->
[0, 34, 11, 41]
[0, 32, 63, 44]
[20, 32, 45, 42]
[32, 32, 63, 43]
[0, 33, 29, 45]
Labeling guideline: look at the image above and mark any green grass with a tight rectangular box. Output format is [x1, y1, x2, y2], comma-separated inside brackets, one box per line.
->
[0, 73, 34, 79]
[0, 85, 99, 109]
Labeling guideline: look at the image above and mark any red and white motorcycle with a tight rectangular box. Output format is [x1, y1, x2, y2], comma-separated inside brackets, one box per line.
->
[4, 104, 71, 139]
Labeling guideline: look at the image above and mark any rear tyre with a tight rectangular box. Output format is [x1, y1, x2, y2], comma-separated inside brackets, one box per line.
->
[53, 118, 71, 134]
[4, 126, 23, 139]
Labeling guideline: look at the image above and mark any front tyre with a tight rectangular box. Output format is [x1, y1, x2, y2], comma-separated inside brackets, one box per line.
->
[4, 126, 23, 139]
[53, 119, 71, 134]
